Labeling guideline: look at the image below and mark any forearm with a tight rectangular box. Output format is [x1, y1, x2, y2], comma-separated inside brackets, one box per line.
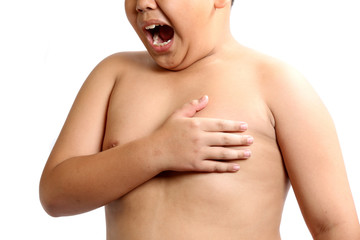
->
[39, 96, 252, 217]
[39, 136, 161, 217]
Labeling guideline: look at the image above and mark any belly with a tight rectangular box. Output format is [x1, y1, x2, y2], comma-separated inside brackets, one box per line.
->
[105, 137, 289, 240]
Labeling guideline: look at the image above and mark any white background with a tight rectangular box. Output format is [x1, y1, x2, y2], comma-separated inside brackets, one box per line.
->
[1, 0, 359, 239]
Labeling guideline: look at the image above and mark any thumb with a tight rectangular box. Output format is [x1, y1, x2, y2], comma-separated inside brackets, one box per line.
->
[173, 95, 209, 118]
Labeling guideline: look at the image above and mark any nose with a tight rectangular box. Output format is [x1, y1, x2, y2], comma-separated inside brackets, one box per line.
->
[136, 0, 157, 13]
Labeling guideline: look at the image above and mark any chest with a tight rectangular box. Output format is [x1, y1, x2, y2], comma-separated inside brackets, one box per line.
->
[102, 70, 274, 150]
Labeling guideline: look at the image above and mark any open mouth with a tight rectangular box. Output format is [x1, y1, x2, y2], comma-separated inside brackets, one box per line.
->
[145, 24, 175, 47]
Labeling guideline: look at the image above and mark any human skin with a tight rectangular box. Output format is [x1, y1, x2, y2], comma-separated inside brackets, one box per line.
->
[40, 0, 360, 239]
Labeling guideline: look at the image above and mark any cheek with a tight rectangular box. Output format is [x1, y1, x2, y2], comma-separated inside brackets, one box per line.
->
[124, 1, 136, 23]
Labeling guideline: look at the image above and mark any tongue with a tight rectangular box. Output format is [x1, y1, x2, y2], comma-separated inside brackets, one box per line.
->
[158, 25, 174, 42]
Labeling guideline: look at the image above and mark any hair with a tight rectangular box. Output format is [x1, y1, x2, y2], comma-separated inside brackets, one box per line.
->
[231, 0, 234, 6]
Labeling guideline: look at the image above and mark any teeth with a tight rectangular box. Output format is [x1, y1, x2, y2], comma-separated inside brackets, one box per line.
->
[154, 39, 171, 47]
[153, 33, 172, 47]
[145, 24, 158, 30]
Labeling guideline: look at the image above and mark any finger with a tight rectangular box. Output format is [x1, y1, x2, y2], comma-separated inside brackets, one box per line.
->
[203, 147, 251, 160]
[172, 95, 209, 118]
[198, 118, 248, 132]
[199, 161, 240, 173]
[205, 133, 254, 146]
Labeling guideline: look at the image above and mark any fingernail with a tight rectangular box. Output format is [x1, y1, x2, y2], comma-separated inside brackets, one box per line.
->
[233, 165, 240, 171]
[247, 137, 254, 144]
[240, 123, 248, 130]
[199, 95, 208, 103]
[244, 150, 251, 158]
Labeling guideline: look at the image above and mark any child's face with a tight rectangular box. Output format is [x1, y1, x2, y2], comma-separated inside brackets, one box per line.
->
[125, 0, 218, 70]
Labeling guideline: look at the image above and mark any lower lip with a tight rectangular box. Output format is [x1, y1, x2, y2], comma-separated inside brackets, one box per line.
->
[151, 39, 174, 53]
[145, 33, 174, 53]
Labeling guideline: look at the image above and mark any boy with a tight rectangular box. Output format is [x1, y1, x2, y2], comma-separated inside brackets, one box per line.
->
[40, 0, 360, 239]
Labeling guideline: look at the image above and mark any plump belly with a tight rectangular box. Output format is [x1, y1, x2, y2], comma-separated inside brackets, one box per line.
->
[105, 138, 289, 240]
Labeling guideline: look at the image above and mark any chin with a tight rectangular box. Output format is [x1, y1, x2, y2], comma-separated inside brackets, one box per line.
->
[153, 59, 181, 71]
[153, 56, 193, 71]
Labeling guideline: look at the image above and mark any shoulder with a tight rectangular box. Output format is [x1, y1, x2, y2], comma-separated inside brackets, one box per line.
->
[84, 51, 152, 86]
[93, 51, 151, 73]
[242, 48, 322, 124]
[258, 56, 316, 106]
[245, 49, 312, 100]
[240, 47, 305, 85]
[78, 51, 151, 95]
[233, 45, 306, 87]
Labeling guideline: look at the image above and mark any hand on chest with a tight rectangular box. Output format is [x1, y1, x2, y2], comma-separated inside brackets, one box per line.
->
[104, 82, 270, 148]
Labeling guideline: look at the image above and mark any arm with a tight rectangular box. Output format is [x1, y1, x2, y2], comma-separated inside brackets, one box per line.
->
[266, 64, 360, 239]
[39, 54, 253, 217]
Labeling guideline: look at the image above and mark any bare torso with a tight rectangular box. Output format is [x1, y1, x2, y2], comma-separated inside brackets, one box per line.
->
[102, 50, 289, 239]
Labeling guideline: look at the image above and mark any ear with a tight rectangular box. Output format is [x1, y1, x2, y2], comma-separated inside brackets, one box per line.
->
[214, 0, 231, 9]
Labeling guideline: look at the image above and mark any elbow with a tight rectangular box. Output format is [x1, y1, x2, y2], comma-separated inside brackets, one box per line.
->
[39, 178, 66, 217]
[39, 179, 83, 217]
[312, 221, 360, 240]
[40, 193, 77, 217]
[39, 189, 62, 217]
[39, 193, 65, 218]
[40, 200, 63, 218]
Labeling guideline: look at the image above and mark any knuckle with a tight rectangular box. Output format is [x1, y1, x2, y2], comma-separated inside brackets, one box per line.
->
[191, 161, 201, 170]
[190, 99, 198, 106]
[220, 149, 231, 159]
[192, 147, 200, 156]
[191, 136, 201, 146]
[215, 164, 226, 172]
[190, 119, 201, 129]
[240, 135, 246, 144]
[194, 146, 206, 159]
[190, 134, 201, 146]
[196, 161, 210, 172]
[217, 120, 226, 130]
[208, 163, 219, 172]
[202, 164, 213, 172]
[222, 135, 231, 145]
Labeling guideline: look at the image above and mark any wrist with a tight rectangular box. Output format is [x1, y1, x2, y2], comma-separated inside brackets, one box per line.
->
[137, 134, 169, 173]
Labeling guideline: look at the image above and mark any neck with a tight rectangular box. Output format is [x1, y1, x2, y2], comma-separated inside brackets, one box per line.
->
[208, 5, 235, 56]
[188, 6, 236, 69]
